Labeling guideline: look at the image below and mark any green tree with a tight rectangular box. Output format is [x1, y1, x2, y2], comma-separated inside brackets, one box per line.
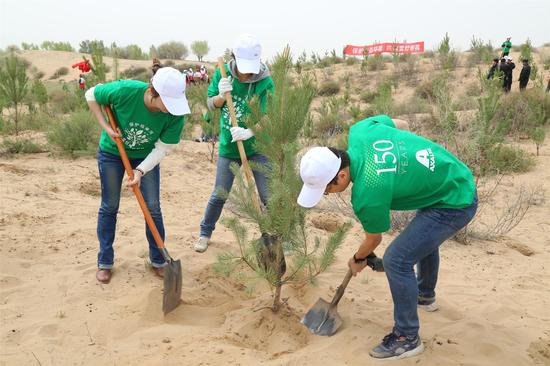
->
[215, 49, 351, 311]
[223, 48, 232, 62]
[90, 42, 107, 83]
[191, 40, 210, 61]
[21, 42, 39, 50]
[437, 33, 458, 70]
[0, 52, 29, 135]
[30, 78, 48, 109]
[157, 41, 188, 59]
[520, 38, 533, 62]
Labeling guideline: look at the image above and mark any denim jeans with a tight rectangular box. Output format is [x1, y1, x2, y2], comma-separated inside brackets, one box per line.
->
[200, 154, 269, 238]
[382, 194, 478, 337]
[97, 149, 165, 269]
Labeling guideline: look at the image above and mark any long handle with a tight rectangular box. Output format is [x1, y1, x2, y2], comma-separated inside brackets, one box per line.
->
[104, 106, 167, 253]
[217, 58, 262, 212]
[331, 269, 353, 307]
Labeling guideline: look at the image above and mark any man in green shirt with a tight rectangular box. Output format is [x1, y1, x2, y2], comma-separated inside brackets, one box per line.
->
[501, 37, 512, 57]
[297, 115, 477, 360]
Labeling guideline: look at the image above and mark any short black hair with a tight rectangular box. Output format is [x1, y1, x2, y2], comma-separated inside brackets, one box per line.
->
[327, 147, 350, 185]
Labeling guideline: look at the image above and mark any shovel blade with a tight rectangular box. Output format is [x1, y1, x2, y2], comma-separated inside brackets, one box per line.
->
[301, 298, 343, 336]
[162, 259, 182, 315]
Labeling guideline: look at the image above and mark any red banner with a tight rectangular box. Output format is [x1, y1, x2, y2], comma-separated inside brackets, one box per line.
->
[344, 42, 424, 56]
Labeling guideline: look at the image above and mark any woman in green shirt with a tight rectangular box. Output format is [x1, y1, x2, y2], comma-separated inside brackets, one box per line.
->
[195, 34, 275, 253]
[86, 67, 190, 284]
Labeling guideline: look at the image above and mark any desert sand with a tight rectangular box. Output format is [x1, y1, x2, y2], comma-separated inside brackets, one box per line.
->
[1, 137, 549, 365]
[1, 50, 550, 365]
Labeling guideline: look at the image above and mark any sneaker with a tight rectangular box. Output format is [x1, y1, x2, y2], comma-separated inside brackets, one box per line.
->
[369, 332, 424, 360]
[194, 236, 210, 253]
[418, 297, 439, 312]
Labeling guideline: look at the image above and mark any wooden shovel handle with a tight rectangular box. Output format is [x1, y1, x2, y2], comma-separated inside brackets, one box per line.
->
[331, 269, 353, 307]
[217, 58, 261, 211]
[104, 105, 165, 250]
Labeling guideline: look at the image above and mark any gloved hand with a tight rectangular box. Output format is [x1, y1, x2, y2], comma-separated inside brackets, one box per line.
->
[366, 252, 384, 272]
[218, 76, 233, 98]
[230, 126, 254, 142]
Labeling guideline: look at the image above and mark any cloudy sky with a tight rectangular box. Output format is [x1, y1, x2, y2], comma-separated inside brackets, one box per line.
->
[1, 0, 549, 60]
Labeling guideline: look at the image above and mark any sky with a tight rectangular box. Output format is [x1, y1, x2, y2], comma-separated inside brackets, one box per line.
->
[1, 0, 549, 61]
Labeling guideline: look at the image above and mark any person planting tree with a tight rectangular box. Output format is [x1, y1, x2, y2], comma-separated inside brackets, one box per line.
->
[195, 34, 274, 253]
[297, 114, 477, 360]
[86, 67, 190, 284]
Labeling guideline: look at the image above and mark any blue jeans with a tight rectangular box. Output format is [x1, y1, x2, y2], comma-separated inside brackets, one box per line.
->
[97, 150, 165, 269]
[200, 154, 269, 238]
[383, 194, 478, 337]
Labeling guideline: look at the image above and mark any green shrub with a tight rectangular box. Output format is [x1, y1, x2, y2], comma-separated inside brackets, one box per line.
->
[1, 137, 44, 154]
[360, 90, 378, 103]
[468, 37, 495, 64]
[47, 111, 100, 154]
[394, 95, 431, 115]
[21, 110, 55, 131]
[345, 57, 358, 66]
[120, 66, 149, 81]
[436, 33, 459, 70]
[317, 80, 340, 96]
[157, 41, 188, 59]
[367, 54, 386, 71]
[50, 67, 69, 80]
[371, 81, 393, 115]
[49, 84, 87, 114]
[483, 144, 534, 175]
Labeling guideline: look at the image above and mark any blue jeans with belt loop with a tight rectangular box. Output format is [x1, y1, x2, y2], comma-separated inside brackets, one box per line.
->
[96, 149, 165, 269]
[382, 194, 478, 337]
[200, 154, 269, 238]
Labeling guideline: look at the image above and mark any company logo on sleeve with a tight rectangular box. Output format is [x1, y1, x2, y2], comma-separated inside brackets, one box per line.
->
[415, 148, 435, 171]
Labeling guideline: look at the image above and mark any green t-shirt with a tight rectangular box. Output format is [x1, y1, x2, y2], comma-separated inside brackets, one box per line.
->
[348, 115, 476, 233]
[94, 80, 184, 159]
[502, 41, 512, 53]
[208, 64, 274, 159]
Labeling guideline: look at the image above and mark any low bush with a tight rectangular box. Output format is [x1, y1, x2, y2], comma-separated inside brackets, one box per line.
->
[50, 66, 69, 80]
[1, 137, 44, 155]
[483, 144, 534, 175]
[120, 66, 149, 81]
[47, 111, 100, 154]
[317, 80, 340, 96]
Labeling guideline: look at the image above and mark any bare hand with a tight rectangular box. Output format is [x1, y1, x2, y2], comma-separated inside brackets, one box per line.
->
[348, 256, 368, 276]
[126, 170, 142, 188]
[106, 127, 122, 139]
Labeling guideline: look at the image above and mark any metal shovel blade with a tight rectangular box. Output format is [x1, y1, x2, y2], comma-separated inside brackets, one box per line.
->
[301, 298, 343, 336]
[162, 259, 182, 315]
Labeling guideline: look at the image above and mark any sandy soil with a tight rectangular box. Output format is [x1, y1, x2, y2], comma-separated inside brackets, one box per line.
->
[1, 136, 549, 365]
[1, 49, 550, 365]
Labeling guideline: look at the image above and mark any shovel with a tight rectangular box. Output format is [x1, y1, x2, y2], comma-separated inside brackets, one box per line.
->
[217, 58, 285, 277]
[301, 269, 353, 336]
[104, 106, 182, 315]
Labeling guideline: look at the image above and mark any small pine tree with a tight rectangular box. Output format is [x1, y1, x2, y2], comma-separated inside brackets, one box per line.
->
[0, 52, 29, 135]
[215, 48, 351, 311]
[519, 39, 533, 63]
[90, 42, 107, 83]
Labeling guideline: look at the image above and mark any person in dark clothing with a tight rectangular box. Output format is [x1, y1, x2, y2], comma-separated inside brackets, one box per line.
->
[518, 59, 531, 91]
[505, 57, 516, 92]
[487, 58, 499, 79]
[499, 58, 511, 92]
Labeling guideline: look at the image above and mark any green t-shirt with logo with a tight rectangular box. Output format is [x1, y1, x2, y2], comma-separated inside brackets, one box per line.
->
[501, 41, 512, 53]
[94, 80, 184, 159]
[347, 115, 476, 233]
[208, 64, 274, 159]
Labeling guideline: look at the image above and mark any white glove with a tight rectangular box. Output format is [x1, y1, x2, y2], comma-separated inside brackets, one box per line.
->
[218, 76, 233, 98]
[230, 126, 254, 142]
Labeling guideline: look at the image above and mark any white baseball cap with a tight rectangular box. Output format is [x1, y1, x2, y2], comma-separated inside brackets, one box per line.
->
[151, 67, 190, 116]
[297, 147, 342, 208]
[233, 34, 262, 74]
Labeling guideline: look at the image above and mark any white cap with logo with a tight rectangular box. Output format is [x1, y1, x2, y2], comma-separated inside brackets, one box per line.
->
[233, 34, 262, 74]
[151, 67, 190, 116]
[297, 147, 342, 208]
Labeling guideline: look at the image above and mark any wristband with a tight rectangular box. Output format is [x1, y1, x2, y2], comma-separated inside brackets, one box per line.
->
[353, 253, 367, 263]
[135, 168, 145, 176]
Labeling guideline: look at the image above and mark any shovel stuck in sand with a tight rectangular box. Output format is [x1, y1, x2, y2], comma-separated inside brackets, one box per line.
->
[301, 269, 353, 336]
[104, 106, 182, 315]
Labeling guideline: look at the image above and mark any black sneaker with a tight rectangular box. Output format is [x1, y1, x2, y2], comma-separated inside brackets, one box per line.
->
[418, 296, 439, 312]
[369, 332, 424, 360]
